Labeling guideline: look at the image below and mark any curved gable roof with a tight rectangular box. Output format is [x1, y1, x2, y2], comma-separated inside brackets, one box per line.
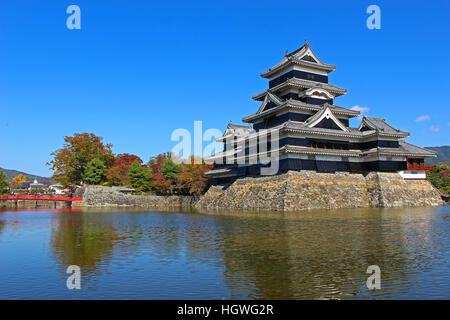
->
[359, 117, 409, 136]
[256, 92, 283, 114]
[304, 104, 348, 131]
[260, 41, 336, 78]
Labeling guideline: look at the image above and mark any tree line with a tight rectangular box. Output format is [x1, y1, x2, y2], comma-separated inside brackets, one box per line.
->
[427, 163, 449, 194]
[44, 133, 213, 195]
[1, 135, 449, 197]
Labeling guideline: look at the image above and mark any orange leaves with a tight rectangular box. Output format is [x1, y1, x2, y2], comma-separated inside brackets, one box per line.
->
[48, 133, 115, 186]
[10, 174, 29, 189]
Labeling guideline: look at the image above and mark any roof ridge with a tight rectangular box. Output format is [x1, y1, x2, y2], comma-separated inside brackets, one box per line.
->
[371, 117, 403, 132]
[286, 42, 308, 57]
[304, 104, 348, 131]
[400, 140, 432, 151]
[228, 123, 252, 128]
[267, 92, 283, 105]
[398, 140, 438, 156]
[242, 100, 361, 123]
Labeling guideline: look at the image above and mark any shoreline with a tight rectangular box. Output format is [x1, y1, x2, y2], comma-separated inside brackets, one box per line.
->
[2, 171, 445, 211]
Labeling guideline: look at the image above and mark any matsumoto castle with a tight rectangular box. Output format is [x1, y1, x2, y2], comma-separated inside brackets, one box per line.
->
[206, 41, 436, 185]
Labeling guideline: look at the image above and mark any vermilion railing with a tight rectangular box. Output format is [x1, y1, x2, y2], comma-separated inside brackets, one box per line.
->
[0, 195, 82, 201]
[407, 165, 434, 171]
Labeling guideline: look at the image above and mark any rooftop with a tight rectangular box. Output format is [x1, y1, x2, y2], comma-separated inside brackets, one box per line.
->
[360, 116, 409, 135]
[260, 41, 337, 78]
[252, 78, 347, 101]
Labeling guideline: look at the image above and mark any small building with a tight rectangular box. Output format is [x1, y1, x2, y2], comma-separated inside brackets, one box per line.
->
[49, 184, 68, 195]
[206, 41, 436, 184]
[21, 181, 31, 189]
[29, 179, 48, 191]
[112, 186, 136, 195]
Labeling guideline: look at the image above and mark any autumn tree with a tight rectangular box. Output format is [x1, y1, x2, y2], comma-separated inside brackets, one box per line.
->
[149, 153, 170, 194]
[83, 158, 107, 185]
[148, 153, 213, 195]
[106, 154, 143, 186]
[150, 171, 171, 195]
[148, 153, 170, 170]
[10, 174, 28, 189]
[128, 161, 152, 193]
[0, 170, 9, 194]
[48, 133, 115, 186]
[177, 157, 213, 195]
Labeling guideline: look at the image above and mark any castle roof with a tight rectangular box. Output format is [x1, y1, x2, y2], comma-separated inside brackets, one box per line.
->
[303, 104, 349, 131]
[216, 122, 255, 142]
[252, 78, 347, 101]
[284, 141, 437, 158]
[282, 120, 409, 138]
[396, 141, 437, 157]
[260, 41, 336, 78]
[242, 96, 360, 123]
[359, 116, 409, 135]
[218, 119, 410, 143]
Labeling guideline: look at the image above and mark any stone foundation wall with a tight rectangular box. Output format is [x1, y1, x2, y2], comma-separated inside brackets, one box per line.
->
[365, 172, 443, 207]
[76, 186, 196, 208]
[196, 171, 443, 211]
[63, 173, 445, 211]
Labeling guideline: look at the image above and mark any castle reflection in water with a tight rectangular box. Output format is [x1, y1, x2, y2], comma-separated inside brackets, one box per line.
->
[0, 207, 448, 299]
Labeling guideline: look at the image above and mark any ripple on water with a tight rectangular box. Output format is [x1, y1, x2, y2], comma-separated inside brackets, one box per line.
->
[0, 206, 449, 299]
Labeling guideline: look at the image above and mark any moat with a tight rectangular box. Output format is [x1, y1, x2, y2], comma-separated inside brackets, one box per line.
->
[0, 206, 449, 299]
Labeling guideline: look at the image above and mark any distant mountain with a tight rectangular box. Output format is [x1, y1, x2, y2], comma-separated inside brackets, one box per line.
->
[0, 167, 52, 182]
[425, 146, 450, 166]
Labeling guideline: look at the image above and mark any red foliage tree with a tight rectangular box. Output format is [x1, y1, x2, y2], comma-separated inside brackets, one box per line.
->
[149, 153, 171, 194]
[150, 172, 171, 195]
[147, 153, 212, 195]
[106, 153, 143, 186]
[176, 157, 213, 195]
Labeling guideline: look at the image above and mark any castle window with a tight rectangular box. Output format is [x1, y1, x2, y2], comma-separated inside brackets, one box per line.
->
[309, 141, 349, 150]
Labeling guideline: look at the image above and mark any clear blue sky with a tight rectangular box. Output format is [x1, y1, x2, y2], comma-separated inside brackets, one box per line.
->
[0, 0, 449, 176]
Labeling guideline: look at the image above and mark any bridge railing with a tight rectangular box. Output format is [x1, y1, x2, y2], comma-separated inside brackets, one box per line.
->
[406, 165, 434, 171]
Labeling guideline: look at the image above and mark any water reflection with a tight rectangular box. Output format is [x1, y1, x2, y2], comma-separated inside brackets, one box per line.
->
[0, 206, 448, 299]
[50, 212, 117, 277]
[211, 208, 435, 299]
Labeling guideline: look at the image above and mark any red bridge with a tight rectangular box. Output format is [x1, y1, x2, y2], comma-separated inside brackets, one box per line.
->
[0, 195, 82, 202]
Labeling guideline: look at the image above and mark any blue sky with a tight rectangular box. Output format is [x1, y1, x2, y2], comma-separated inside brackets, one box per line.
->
[0, 0, 449, 176]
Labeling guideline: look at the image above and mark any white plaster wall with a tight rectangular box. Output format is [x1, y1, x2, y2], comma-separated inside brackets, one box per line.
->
[398, 170, 426, 179]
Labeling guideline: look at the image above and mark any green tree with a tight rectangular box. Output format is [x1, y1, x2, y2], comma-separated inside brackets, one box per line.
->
[162, 157, 179, 194]
[427, 163, 449, 193]
[129, 161, 152, 193]
[83, 158, 106, 185]
[162, 157, 179, 180]
[0, 170, 9, 195]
